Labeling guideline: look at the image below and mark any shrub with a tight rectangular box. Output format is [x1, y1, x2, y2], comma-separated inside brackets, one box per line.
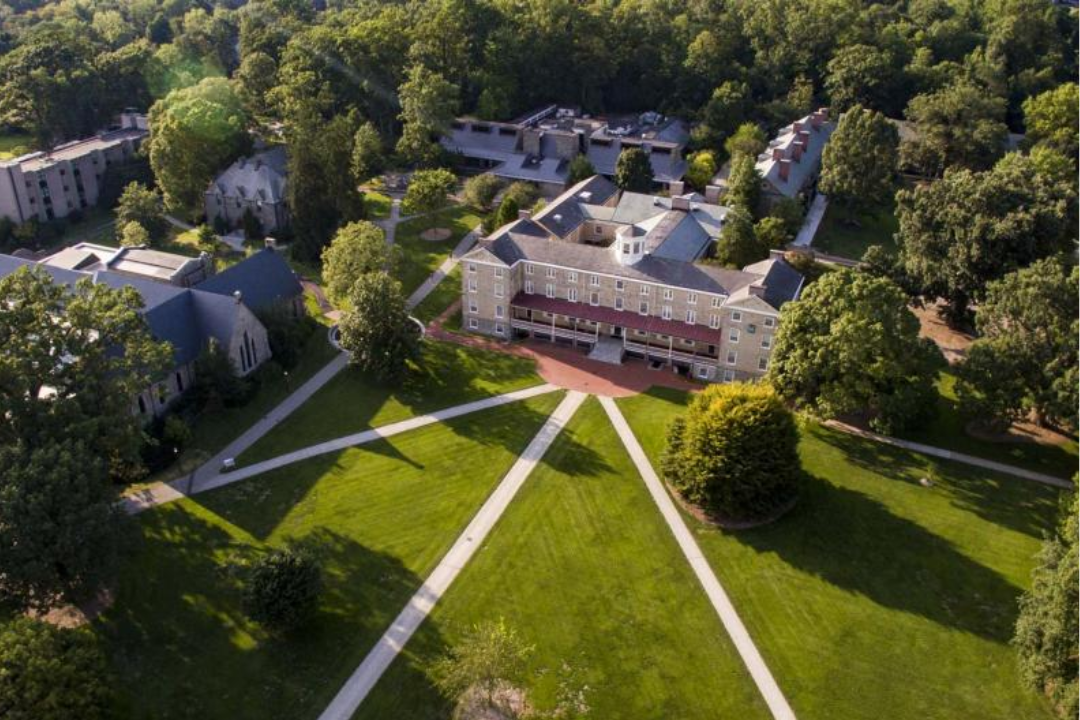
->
[462, 173, 503, 211]
[0, 618, 114, 720]
[242, 547, 323, 631]
[502, 181, 539, 210]
[257, 305, 319, 370]
[661, 382, 801, 522]
[403, 168, 456, 215]
[162, 414, 192, 450]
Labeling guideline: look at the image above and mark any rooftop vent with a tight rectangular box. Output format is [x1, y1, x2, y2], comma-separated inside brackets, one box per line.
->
[578, 191, 592, 202]
[552, 213, 563, 223]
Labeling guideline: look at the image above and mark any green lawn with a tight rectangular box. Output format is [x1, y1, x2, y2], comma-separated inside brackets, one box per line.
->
[411, 263, 462, 324]
[238, 339, 541, 465]
[898, 372, 1078, 479]
[394, 205, 482, 295]
[94, 393, 564, 720]
[0, 131, 30, 159]
[813, 196, 898, 260]
[355, 397, 770, 719]
[617, 388, 1061, 720]
[363, 191, 393, 220]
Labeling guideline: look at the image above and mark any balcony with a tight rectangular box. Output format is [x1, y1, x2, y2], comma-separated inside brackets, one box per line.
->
[624, 340, 717, 367]
[510, 318, 598, 344]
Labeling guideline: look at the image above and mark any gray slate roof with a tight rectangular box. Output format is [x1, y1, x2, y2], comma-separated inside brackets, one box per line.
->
[756, 112, 837, 198]
[209, 146, 288, 203]
[532, 176, 618, 238]
[195, 248, 302, 312]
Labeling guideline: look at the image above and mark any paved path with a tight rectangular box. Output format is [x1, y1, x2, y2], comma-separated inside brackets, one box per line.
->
[405, 225, 480, 309]
[317, 390, 587, 720]
[825, 420, 1075, 489]
[122, 382, 559, 514]
[792, 193, 827, 248]
[375, 199, 402, 246]
[600, 397, 797, 720]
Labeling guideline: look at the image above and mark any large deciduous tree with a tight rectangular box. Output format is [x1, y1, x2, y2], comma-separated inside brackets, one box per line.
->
[403, 168, 456, 215]
[321, 221, 395, 303]
[714, 207, 764, 268]
[1022, 83, 1079, 160]
[661, 383, 801, 522]
[825, 44, 904, 115]
[350, 121, 385, 187]
[396, 64, 458, 168]
[147, 77, 250, 218]
[614, 147, 653, 193]
[819, 105, 900, 217]
[900, 82, 1008, 176]
[767, 269, 942, 434]
[895, 152, 1077, 324]
[339, 272, 419, 384]
[956, 257, 1078, 431]
[724, 152, 762, 218]
[115, 182, 168, 242]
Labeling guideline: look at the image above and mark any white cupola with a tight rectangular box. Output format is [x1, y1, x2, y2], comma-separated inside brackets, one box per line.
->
[613, 225, 646, 265]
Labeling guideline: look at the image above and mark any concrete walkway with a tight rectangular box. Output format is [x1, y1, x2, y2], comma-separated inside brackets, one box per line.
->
[600, 397, 797, 720]
[825, 420, 1075, 489]
[375, 199, 402, 246]
[122, 383, 559, 514]
[317, 390, 587, 720]
[792, 193, 827, 248]
[405, 225, 480, 309]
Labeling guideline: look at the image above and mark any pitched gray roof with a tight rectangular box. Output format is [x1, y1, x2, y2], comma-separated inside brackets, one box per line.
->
[532, 176, 618, 238]
[209, 146, 287, 203]
[756, 112, 837, 197]
[195, 248, 302, 312]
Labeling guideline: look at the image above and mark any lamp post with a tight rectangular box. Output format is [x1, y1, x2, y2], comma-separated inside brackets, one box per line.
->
[284, 370, 290, 391]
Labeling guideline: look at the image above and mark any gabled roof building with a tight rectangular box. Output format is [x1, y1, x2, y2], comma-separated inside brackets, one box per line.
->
[755, 108, 836, 204]
[460, 176, 803, 382]
[204, 145, 289, 235]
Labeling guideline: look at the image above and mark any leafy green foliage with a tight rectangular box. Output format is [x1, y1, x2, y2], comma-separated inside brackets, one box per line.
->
[491, 196, 520, 232]
[566, 154, 597, 185]
[957, 257, 1078, 432]
[350, 121, 385, 186]
[661, 382, 801, 522]
[234, 50, 277, 118]
[339, 272, 419, 384]
[0, 619, 114, 720]
[115, 181, 168, 242]
[819, 105, 899, 216]
[242, 546, 323, 632]
[193, 339, 254, 409]
[900, 82, 1008, 176]
[119, 220, 150, 248]
[396, 64, 458, 167]
[433, 619, 533, 717]
[462, 173, 503, 211]
[614, 147, 653, 192]
[321, 220, 394, 303]
[767, 269, 942, 433]
[724, 122, 767, 161]
[714, 207, 764, 268]
[685, 150, 717, 191]
[825, 44, 904, 115]
[403, 168, 456, 215]
[1014, 493, 1078, 719]
[1023, 82, 1079, 159]
[724, 152, 762, 218]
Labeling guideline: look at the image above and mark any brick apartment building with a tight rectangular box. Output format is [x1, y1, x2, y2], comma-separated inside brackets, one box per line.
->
[459, 176, 804, 382]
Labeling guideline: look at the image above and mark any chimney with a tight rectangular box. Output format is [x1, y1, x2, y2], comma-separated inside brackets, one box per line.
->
[671, 196, 690, 211]
[772, 147, 784, 162]
[748, 281, 767, 298]
[810, 112, 823, 128]
[518, 209, 531, 221]
[791, 141, 805, 162]
[792, 122, 804, 135]
[233, 290, 243, 304]
[817, 107, 829, 120]
[778, 159, 791, 182]
[704, 184, 721, 204]
[798, 130, 811, 149]
[669, 180, 685, 196]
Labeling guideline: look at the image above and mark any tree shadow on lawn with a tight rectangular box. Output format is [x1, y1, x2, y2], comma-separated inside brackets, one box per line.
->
[808, 423, 1061, 539]
[736, 472, 1028, 643]
[97, 513, 443, 720]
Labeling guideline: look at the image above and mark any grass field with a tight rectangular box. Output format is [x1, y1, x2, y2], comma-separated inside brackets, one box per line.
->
[899, 372, 1078, 479]
[363, 191, 393, 220]
[356, 397, 770, 719]
[617, 388, 1061, 720]
[813, 197, 898, 260]
[95, 393, 564, 720]
[238, 339, 541, 465]
[0, 132, 30, 159]
[411, 264, 462, 324]
[394, 205, 482, 295]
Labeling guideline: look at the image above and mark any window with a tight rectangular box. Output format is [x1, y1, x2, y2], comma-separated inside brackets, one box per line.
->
[727, 350, 738, 365]
[590, 291, 599, 306]
[468, 300, 478, 314]
[709, 314, 721, 329]
[547, 267, 557, 278]
[761, 335, 772, 349]
[663, 288, 674, 300]
[157, 383, 169, 404]
[758, 356, 769, 371]
[614, 296, 624, 311]
[633, 241, 643, 254]
[688, 292, 698, 305]
[731, 311, 742, 323]
[468, 278, 478, 293]
[567, 288, 578, 302]
[525, 264, 534, 275]
[639, 285, 650, 296]
[137, 396, 146, 414]
[723, 369, 735, 382]
[494, 267, 504, 278]
[494, 283, 504, 298]
[662, 305, 672, 320]
[711, 296, 723, 309]
[175, 371, 184, 392]
[567, 271, 577, 283]
[764, 317, 776, 328]
[525, 280, 534, 294]
[658, 334, 670, 341]
[616, 280, 625, 292]
[622, 242, 631, 255]
[697, 366, 710, 379]
[686, 309, 696, 324]
[468, 317, 479, 329]
[635, 329, 647, 337]
[594, 226, 603, 236]
[638, 300, 649, 315]
[747, 323, 757, 334]
[729, 328, 740, 343]
[495, 323, 505, 336]
[545, 283, 556, 298]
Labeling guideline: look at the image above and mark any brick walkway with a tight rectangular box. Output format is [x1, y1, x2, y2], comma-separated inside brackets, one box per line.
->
[427, 304, 701, 398]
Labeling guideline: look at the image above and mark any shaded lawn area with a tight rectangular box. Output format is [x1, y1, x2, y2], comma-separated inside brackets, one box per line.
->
[147, 335, 339, 486]
[363, 191, 393, 220]
[411, 263, 461, 324]
[238, 339, 542, 465]
[356, 397, 770, 720]
[898, 372, 1078, 479]
[394, 205, 482, 295]
[617, 388, 1060, 720]
[813, 195, 898, 260]
[0, 131, 30, 159]
[95, 393, 564, 720]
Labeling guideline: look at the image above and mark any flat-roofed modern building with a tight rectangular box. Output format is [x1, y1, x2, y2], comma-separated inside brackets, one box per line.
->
[0, 112, 148, 225]
[459, 176, 804, 382]
[42, 242, 215, 287]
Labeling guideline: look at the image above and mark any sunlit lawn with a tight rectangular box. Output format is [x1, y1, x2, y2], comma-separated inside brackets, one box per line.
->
[617, 388, 1060, 720]
[238, 339, 541, 465]
[95, 393, 564, 720]
[363, 191, 393, 220]
[394, 205, 482, 295]
[356, 397, 770, 719]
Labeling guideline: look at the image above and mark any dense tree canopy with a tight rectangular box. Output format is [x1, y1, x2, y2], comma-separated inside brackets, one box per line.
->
[819, 105, 900, 216]
[339, 271, 419, 384]
[614, 147, 653, 192]
[1023, 83, 1079, 160]
[321, 221, 395, 304]
[115, 182, 168, 242]
[900, 82, 1009, 175]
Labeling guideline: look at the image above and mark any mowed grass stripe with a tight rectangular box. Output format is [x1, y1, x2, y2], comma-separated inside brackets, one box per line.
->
[93, 392, 564, 720]
[617, 388, 1060, 720]
[354, 397, 771, 720]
